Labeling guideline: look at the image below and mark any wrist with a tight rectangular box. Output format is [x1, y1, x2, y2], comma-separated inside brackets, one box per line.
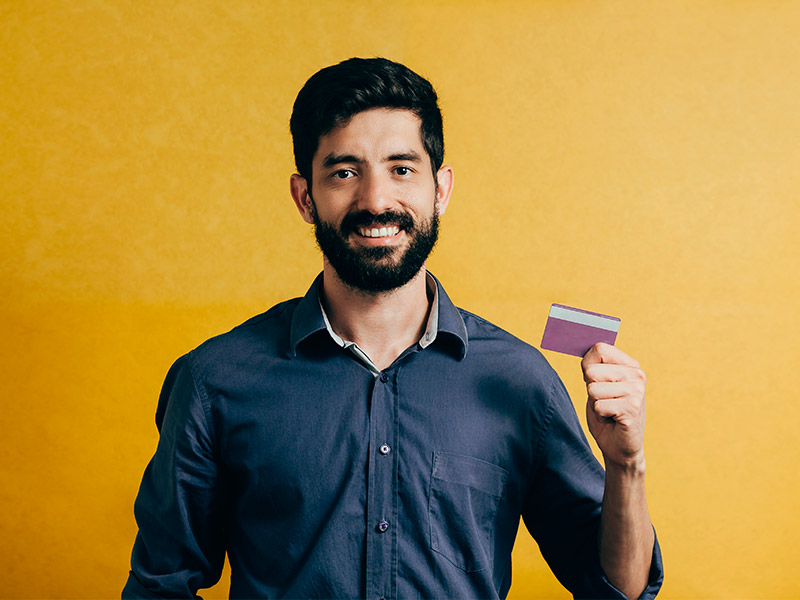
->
[604, 451, 647, 478]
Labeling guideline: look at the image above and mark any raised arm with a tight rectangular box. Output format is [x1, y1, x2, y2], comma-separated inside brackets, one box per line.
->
[582, 343, 655, 599]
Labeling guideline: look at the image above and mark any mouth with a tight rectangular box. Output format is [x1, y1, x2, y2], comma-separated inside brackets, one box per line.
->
[357, 225, 401, 239]
[341, 210, 413, 246]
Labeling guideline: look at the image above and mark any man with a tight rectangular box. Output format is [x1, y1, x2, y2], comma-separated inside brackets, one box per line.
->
[123, 57, 663, 599]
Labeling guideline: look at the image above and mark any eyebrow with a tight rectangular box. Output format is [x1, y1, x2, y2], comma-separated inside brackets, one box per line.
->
[321, 154, 361, 168]
[386, 151, 423, 163]
[320, 150, 423, 169]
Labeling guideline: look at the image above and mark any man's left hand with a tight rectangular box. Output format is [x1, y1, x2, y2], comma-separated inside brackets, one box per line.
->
[581, 343, 647, 469]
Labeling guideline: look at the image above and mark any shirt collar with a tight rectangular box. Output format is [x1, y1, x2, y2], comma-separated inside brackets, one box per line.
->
[289, 272, 468, 360]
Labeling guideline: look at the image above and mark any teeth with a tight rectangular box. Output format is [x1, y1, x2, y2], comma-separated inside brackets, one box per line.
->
[359, 226, 400, 238]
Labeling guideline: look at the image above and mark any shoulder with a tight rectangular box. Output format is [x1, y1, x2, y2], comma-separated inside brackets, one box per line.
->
[185, 296, 302, 375]
[448, 306, 581, 452]
[153, 297, 305, 428]
[456, 306, 561, 391]
[457, 307, 553, 368]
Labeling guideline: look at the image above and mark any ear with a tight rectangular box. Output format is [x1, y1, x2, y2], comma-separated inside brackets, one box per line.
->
[434, 165, 454, 217]
[290, 173, 315, 224]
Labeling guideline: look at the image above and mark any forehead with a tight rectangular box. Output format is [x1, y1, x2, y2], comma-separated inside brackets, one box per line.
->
[314, 108, 425, 162]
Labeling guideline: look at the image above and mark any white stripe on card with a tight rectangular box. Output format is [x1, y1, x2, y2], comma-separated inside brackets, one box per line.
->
[548, 305, 620, 332]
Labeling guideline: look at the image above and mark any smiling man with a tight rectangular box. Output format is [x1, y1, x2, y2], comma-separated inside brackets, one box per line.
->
[123, 58, 663, 599]
[301, 112, 444, 296]
[289, 106, 452, 371]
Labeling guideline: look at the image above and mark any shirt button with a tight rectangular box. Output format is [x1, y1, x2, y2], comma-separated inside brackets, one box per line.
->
[379, 372, 389, 382]
[379, 444, 391, 455]
[377, 520, 390, 533]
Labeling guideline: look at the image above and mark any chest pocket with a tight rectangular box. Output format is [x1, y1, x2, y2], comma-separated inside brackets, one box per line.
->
[428, 451, 508, 572]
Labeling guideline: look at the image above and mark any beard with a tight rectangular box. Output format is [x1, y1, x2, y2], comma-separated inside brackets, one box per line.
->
[311, 200, 440, 293]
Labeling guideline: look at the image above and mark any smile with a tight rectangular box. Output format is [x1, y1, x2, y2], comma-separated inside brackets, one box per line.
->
[357, 226, 400, 238]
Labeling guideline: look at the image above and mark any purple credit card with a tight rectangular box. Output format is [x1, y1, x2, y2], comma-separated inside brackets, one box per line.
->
[540, 303, 621, 357]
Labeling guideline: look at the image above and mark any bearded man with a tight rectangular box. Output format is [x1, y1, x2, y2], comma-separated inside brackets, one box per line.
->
[123, 57, 663, 600]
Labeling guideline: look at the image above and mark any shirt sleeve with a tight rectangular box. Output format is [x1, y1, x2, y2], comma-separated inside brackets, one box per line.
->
[123, 354, 226, 598]
[522, 375, 664, 600]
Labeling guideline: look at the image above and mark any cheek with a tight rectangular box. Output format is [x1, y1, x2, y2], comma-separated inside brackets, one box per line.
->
[399, 182, 437, 210]
[310, 192, 350, 221]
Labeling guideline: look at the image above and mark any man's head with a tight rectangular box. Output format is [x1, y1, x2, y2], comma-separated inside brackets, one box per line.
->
[290, 57, 444, 185]
[289, 59, 453, 294]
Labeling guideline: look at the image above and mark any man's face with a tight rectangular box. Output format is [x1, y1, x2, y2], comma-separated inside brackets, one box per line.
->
[301, 108, 445, 293]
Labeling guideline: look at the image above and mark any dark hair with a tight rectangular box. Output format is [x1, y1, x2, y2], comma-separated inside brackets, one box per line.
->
[290, 57, 444, 183]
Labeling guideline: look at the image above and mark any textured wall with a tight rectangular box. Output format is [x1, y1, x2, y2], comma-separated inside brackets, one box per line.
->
[2, 1, 798, 597]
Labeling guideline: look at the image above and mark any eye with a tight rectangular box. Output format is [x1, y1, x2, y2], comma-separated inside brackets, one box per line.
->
[394, 166, 413, 176]
[332, 169, 355, 179]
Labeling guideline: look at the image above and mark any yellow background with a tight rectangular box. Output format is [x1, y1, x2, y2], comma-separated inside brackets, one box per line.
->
[2, 1, 798, 598]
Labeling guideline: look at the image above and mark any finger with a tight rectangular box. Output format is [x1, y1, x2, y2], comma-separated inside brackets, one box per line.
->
[583, 362, 647, 384]
[581, 342, 640, 370]
[590, 398, 626, 421]
[587, 381, 645, 400]
[590, 396, 645, 421]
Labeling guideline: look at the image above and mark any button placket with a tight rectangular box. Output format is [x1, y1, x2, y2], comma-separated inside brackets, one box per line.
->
[365, 368, 397, 600]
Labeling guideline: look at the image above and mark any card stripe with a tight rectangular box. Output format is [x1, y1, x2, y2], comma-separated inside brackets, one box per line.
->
[548, 305, 621, 332]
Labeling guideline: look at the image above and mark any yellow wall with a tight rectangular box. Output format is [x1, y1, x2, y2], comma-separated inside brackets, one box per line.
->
[2, 1, 798, 597]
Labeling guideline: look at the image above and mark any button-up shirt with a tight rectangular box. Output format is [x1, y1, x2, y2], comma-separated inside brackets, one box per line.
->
[123, 273, 664, 599]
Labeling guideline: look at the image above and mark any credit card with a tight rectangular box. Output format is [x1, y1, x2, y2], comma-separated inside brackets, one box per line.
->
[540, 303, 621, 357]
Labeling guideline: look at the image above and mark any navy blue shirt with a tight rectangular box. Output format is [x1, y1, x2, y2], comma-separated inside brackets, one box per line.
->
[124, 274, 663, 599]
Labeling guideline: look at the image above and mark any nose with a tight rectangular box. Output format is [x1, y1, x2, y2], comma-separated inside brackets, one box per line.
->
[354, 169, 394, 215]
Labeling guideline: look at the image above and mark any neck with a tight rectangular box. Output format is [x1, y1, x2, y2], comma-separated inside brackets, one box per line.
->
[320, 263, 432, 371]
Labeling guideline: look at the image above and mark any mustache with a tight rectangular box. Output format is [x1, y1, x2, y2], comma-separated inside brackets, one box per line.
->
[340, 210, 415, 233]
